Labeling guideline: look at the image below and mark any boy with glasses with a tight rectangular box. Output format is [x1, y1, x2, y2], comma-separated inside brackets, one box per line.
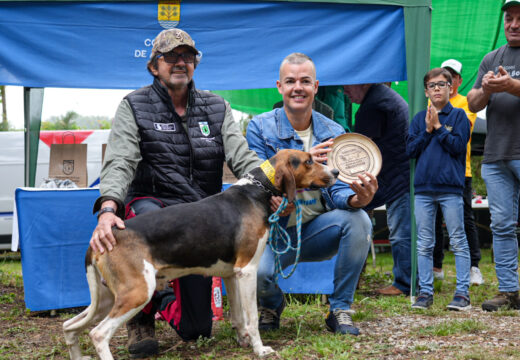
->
[432, 59, 483, 286]
[406, 68, 471, 310]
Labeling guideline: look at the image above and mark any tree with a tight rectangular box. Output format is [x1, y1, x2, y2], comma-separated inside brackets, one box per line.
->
[0, 86, 8, 131]
[54, 111, 79, 130]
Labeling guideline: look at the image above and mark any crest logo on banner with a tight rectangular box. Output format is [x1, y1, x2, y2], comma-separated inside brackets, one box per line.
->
[63, 160, 74, 175]
[199, 122, 211, 136]
[158, 0, 180, 29]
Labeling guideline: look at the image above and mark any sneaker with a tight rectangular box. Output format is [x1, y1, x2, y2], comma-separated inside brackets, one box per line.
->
[470, 267, 484, 285]
[258, 297, 286, 331]
[447, 294, 471, 311]
[127, 312, 158, 358]
[482, 291, 520, 312]
[325, 309, 359, 335]
[411, 294, 434, 309]
[433, 268, 444, 280]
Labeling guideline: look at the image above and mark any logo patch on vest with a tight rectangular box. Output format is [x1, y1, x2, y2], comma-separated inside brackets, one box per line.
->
[154, 122, 176, 132]
[199, 121, 211, 136]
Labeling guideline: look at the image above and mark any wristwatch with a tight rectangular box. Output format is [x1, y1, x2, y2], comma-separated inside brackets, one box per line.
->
[97, 207, 116, 220]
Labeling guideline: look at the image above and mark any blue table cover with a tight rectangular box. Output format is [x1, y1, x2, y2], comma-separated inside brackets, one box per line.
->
[15, 188, 98, 311]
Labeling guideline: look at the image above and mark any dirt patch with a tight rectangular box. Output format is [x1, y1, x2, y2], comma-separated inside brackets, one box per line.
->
[2, 281, 520, 359]
[0, 284, 251, 359]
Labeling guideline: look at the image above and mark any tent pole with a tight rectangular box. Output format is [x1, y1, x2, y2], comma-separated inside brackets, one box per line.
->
[23, 87, 44, 187]
[403, 3, 432, 302]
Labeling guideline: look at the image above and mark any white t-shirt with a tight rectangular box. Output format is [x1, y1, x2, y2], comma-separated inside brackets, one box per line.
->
[287, 125, 326, 227]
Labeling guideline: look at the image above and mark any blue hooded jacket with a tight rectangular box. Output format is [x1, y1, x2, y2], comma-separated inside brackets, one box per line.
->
[406, 102, 470, 195]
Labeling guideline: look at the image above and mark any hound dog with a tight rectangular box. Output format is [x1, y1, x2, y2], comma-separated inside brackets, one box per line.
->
[63, 149, 338, 359]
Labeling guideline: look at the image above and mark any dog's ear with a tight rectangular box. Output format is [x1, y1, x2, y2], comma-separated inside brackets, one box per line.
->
[275, 162, 296, 203]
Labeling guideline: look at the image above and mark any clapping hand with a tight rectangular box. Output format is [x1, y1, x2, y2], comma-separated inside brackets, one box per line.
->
[483, 66, 513, 94]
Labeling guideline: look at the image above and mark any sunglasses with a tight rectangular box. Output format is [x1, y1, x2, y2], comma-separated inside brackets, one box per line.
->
[157, 51, 196, 64]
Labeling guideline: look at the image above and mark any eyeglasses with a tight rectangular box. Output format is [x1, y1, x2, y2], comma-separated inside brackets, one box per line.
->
[157, 51, 196, 64]
[426, 81, 450, 90]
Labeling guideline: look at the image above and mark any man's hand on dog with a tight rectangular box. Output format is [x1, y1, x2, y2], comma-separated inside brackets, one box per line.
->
[90, 201, 125, 253]
[348, 172, 378, 208]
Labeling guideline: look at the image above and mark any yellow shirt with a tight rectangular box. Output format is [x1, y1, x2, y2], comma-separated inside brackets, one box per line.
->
[450, 94, 477, 177]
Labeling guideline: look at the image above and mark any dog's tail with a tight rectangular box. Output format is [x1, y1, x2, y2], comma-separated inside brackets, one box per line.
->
[62, 262, 101, 331]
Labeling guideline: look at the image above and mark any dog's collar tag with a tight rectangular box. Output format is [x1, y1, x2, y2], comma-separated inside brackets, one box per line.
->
[260, 160, 276, 185]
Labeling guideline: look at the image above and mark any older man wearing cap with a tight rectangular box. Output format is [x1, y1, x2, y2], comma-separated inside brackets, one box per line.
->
[432, 59, 483, 286]
[89, 29, 262, 357]
[467, 0, 520, 311]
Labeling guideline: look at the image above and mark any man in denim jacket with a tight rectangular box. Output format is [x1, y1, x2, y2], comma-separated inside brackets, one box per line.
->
[246, 53, 377, 335]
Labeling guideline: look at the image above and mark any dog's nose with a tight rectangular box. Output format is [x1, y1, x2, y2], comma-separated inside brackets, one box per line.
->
[331, 169, 339, 178]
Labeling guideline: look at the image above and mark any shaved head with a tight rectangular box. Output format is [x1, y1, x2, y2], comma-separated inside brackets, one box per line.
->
[279, 53, 316, 80]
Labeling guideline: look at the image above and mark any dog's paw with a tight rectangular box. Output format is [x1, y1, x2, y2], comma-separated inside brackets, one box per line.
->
[237, 334, 250, 348]
[256, 345, 276, 357]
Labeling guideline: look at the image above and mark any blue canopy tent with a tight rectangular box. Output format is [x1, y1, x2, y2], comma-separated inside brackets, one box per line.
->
[0, 0, 431, 302]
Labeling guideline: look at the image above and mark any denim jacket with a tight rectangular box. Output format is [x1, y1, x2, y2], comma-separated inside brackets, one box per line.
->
[246, 108, 356, 212]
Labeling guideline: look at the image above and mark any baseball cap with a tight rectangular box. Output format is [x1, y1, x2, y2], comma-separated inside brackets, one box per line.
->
[502, 0, 520, 11]
[151, 29, 199, 58]
[441, 59, 462, 76]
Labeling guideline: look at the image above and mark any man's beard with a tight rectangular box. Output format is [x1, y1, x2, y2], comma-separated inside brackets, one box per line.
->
[164, 66, 189, 90]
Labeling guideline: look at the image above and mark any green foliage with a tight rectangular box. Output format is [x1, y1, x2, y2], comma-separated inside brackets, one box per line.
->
[0, 252, 22, 287]
[0, 292, 16, 304]
[56, 110, 79, 129]
[471, 155, 487, 196]
[0, 85, 8, 131]
[239, 113, 252, 136]
[40, 121, 57, 130]
[41, 111, 80, 130]
[97, 119, 112, 129]
[43, 113, 112, 130]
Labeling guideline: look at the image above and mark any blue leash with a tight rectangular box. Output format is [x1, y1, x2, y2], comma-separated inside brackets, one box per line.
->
[267, 197, 303, 280]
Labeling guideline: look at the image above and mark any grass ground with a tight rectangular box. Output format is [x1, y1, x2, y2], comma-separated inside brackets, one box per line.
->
[1, 248, 519, 359]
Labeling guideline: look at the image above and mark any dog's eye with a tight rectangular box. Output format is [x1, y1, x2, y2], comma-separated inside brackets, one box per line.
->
[305, 159, 313, 165]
